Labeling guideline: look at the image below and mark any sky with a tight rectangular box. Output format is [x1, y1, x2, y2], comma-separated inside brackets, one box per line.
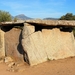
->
[0, 0, 75, 19]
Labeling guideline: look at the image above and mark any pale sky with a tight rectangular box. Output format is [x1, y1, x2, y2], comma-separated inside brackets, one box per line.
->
[0, 0, 75, 19]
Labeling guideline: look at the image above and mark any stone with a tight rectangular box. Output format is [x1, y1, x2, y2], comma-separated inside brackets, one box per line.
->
[22, 23, 47, 66]
[25, 20, 75, 27]
[22, 21, 75, 66]
[16, 62, 25, 67]
[7, 67, 18, 72]
[8, 62, 15, 67]
[1, 21, 24, 26]
[4, 57, 13, 63]
[5, 28, 24, 61]
[42, 28, 75, 60]
[0, 29, 5, 58]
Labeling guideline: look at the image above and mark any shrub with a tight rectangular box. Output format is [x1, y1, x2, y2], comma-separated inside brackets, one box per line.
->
[0, 10, 12, 22]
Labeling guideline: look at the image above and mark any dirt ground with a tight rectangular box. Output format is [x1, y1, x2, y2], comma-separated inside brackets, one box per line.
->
[0, 57, 75, 75]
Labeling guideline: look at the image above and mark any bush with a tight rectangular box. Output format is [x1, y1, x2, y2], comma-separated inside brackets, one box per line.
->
[0, 10, 12, 22]
[59, 13, 75, 20]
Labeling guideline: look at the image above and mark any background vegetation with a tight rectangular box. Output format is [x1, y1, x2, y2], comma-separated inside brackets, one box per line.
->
[59, 13, 75, 37]
[59, 13, 75, 20]
[0, 10, 12, 22]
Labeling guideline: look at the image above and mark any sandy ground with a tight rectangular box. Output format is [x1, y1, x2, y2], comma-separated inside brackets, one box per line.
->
[0, 57, 75, 75]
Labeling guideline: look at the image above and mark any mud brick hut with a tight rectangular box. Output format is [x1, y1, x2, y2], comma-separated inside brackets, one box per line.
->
[0, 20, 75, 66]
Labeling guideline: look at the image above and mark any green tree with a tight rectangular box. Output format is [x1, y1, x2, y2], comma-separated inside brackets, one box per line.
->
[0, 10, 12, 22]
[59, 13, 75, 20]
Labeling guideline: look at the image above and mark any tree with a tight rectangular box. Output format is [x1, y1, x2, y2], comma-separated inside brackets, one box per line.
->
[59, 13, 75, 20]
[0, 10, 12, 22]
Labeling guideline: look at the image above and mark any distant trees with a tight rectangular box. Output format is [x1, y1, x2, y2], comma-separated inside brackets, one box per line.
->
[59, 13, 75, 20]
[0, 10, 12, 22]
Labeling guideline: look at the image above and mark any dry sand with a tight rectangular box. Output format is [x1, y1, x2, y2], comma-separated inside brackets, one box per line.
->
[0, 57, 75, 75]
